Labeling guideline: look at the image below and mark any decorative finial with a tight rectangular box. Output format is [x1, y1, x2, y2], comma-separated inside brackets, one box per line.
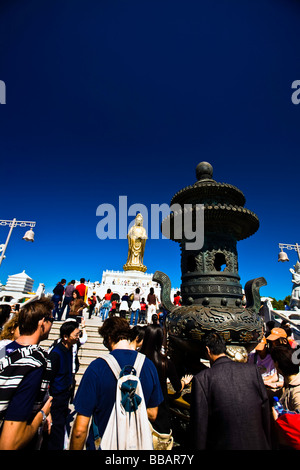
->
[196, 161, 213, 181]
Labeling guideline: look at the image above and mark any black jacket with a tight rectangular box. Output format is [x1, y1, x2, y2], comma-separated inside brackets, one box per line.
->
[190, 356, 271, 450]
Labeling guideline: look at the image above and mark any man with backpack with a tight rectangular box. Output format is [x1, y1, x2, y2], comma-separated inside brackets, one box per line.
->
[70, 316, 164, 450]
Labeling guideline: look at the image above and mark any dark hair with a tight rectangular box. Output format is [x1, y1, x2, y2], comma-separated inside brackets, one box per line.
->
[60, 320, 79, 338]
[72, 289, 80, 297]
[281, 323, 292, 337]
[268, 336, 290, 348]
[61, 279, 66, 284]
[140, 325, 167, 381]
[107, 289, 111, 294]
[99, 316, 130, 348]
[265, 320, 275, 336]
[151, 313, 159, 325]
[18, 298, 54, 335]
[0, 304, 11, 326]
[149, 287, 154, 295]
[270, 346, 299, 376]
[135, 288, 140, 294]
[130, 325, 146, 343]
[204, 332, 226, 355]
[80, 278, 85, 283]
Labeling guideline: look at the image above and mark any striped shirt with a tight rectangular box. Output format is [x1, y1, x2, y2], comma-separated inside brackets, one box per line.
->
[0, 344, 51, 422]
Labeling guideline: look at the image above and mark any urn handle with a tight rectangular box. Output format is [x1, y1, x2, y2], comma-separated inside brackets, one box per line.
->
[244, 277, 267, 312]
[152, 271, 175, 312]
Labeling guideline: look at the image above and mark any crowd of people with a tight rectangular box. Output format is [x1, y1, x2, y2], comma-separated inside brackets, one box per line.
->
[0, 286, 300, 451]
[93, 286, 168, 327]
[49, 278, 169, 327]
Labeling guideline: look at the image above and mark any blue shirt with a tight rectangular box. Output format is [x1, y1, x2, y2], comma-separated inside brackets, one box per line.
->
[73, 349, 163, 438]
[48, 341, 73, 395]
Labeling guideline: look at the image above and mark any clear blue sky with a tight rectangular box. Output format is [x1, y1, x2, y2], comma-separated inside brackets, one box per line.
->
[0, 0, 299, 300]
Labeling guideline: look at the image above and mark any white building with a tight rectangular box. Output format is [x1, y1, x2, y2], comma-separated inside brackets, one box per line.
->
[0, 270, 45, 305]
[75, 269, 179, 307]
[5, 270, 34, 293]
[101, 269, 160, 297]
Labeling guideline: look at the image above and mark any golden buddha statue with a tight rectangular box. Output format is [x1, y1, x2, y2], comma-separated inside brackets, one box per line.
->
[123, 213, 147, 272]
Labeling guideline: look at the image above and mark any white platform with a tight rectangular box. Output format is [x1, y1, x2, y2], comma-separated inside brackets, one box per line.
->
[81, 269, 179, 302]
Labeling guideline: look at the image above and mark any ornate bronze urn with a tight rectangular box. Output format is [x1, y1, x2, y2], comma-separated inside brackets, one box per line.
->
[153, 162, 266, 375]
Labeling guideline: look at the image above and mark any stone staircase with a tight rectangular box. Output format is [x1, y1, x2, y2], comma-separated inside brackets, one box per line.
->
[40, 316, 109, 389]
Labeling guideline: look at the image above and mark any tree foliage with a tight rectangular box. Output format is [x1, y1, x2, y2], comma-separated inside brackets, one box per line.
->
[271, 295, 291, 310]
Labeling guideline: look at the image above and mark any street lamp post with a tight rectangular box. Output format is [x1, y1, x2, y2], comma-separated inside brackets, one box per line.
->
[0, 218, 36, 267]
[278, 243, 300, 263]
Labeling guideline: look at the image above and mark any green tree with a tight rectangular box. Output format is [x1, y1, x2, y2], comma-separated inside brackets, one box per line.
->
[271, 295, 291, 310]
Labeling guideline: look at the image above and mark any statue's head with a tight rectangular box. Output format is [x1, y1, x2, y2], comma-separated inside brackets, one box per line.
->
[135, 213, 143, 226]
